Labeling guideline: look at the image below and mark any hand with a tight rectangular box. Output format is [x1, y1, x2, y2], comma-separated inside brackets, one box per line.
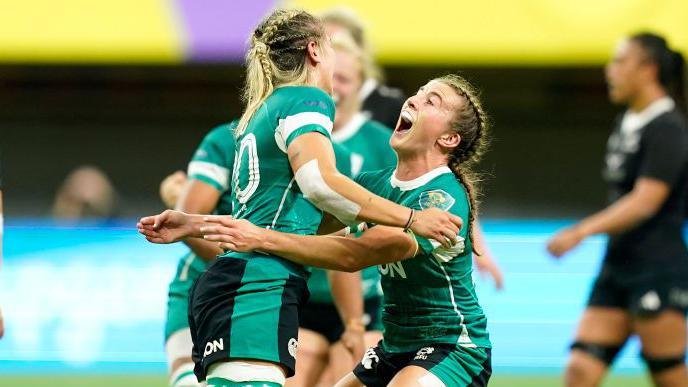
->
[547, 227, 585, 258]
[340, 320, 365, 361]
[201, 216, 265, 252]
[159, 171, 187, 209]
[410, 207, 463, 248]
[474, 255, 504, 290]
[137, 210, 193, 244]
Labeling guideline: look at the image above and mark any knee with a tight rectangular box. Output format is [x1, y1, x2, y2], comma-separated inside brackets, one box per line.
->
[642, 352, 686, 374]
[565, 356, 592, 386]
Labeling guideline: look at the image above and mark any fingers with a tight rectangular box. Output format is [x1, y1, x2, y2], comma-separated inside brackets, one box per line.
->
[138, 216, 156, 226]
[203, 215, 235, 226]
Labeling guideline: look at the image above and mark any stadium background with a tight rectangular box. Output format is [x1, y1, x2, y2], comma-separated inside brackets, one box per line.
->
[1, 0, 687, 385]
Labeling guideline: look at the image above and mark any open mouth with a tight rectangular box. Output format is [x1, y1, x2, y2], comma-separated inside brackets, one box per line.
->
[394, 110, 414, 137]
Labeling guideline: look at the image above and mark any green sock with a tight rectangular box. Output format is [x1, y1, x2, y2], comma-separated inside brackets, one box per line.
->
[205, 378, 281, 387]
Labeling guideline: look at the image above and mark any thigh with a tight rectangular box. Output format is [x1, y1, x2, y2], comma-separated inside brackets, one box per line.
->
[285, 328, 329, 387]
[334, 372, 365, 387]
[633, 310, 686, 356]
[388, 365, 445, 387]
[407, 345, 491, 387]
[328, 341, 356, 383]
[574, 307, 632, 344]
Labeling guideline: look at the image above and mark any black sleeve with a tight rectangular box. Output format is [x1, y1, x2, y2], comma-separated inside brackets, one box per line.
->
[638, 119, 688, 186]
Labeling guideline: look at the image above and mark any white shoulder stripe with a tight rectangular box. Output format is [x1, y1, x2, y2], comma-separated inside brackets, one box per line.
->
[280, 111, 333, 142]
[187, 161, 230, 190]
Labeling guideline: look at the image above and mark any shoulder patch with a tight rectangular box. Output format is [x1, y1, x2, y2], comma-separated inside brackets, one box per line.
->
[418, 189, 455, 211]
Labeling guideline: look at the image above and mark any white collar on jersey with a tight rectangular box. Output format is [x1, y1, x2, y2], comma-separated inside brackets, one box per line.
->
[620, 96, 675, 134]
[390, 166, 453, 191]
[331, 112, 367, 143]
[358, 78, 378, 102]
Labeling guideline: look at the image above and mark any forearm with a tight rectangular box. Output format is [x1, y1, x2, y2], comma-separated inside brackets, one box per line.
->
[260, 231, 362, 271]
[328, 270, 364, 324]
[323, 171, 411, 227]
[183, 237, 223, 261]
[575, 193, 654, 237]
[258, 226, 415, 272]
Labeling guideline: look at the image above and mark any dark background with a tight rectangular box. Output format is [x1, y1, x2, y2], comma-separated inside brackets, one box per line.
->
[1, 64, 618, 218]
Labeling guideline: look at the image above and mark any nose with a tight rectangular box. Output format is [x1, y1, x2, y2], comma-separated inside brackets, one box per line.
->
[407, 97, 418, 110]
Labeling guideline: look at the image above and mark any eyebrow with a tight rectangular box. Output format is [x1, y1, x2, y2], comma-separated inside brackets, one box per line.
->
[418, 87, 444, 104]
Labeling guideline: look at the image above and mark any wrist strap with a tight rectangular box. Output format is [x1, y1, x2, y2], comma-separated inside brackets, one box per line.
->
[403, 209, 415, 232]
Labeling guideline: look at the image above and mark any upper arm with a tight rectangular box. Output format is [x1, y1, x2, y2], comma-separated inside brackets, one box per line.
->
[175, 179, 222, 214]
[181, 124, 234, 213]
[287, 132, 339, 174]
[630, 177, 672, 215]
[639, 122, 688, 186]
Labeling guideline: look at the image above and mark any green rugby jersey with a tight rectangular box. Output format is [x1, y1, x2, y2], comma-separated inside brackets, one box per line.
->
[356, 166, 491, 352]
[223, 86, 336, 279]
[308, 114, 396, 303]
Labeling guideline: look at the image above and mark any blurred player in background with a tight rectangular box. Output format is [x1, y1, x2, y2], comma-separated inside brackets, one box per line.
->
[159, 123, 235, 387]
[548, 32, 688, 387]
[52, 165, 118, 220]
[139, 8, 463, 387]
[158, 122, 357, 387]
[201, 74, 493, 387]
[291, 31, 396, 387]
[320, 7, 405, 130]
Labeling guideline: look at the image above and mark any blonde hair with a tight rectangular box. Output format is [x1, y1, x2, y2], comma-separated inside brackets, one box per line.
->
[435, 74, 489, 254]
[238, 9, 326, 135]
[319, 6, 382, 82]
[330, 31, 365, 81]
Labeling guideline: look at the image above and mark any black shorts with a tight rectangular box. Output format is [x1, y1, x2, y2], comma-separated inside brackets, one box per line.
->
[588, 263, 688, 316]
[188, 258, 309, 381]
[353, 342, 491, 387]
[299, 296, 382, 343]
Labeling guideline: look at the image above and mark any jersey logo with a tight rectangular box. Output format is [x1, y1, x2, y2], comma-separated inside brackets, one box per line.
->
[287, 338, 298, 358]
[361, 348, 379, 370]
[303, 100, 329, 110]
[379, 261, 407, 279]
[203, 338, 224, 357]
[419, 190, 455, 211]
[414, 347, 435, 360]
[639, 290, 661, 312]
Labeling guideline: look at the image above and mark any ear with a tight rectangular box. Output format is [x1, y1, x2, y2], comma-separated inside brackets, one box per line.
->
[438, 132, 461, 150]
[306, 40, 322, 66]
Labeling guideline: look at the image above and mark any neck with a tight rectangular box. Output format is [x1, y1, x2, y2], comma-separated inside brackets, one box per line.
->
[395, 151, 448, 181]
[629, 83, 667, 112]
[333, 103, 358, 132]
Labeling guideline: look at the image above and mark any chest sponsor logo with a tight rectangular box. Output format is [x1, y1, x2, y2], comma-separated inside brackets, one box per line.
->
[361, 348, 379, 370]
[379, 261, 407, 279]
[414, 347, 435, 360]
[419, 190, 455, 211]
[203, 338, 224, 357]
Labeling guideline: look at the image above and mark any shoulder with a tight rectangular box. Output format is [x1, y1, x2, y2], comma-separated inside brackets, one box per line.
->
[274, 86, 334, 112]
[416, 173, 468, 216]
[355, 167, 395, 188]
[644, 110, 688, 140]
[362, 119, 393, 137]
[204, 122, 237, 146]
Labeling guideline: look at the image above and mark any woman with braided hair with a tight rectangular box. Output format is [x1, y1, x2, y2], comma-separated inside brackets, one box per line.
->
[138, 8, 463, 387]
[198, 74, 493, 387]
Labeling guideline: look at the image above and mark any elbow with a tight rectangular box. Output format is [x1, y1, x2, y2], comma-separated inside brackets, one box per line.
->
[340, 254, 364, 272]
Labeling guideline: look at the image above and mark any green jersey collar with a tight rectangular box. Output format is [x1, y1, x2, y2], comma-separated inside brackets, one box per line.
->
[390, 166, 452, 191]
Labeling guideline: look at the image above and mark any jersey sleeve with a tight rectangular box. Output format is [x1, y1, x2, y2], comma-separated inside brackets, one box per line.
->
[411, 185, 470, 262]
[638, 120, 688, 186]
[187, 123, 236, 192]
[278, 88, 335, 149]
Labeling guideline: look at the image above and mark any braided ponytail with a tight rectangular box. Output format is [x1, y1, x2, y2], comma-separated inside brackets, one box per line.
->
[436, 74, 489, 254]
[238, 9, 326, 135]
